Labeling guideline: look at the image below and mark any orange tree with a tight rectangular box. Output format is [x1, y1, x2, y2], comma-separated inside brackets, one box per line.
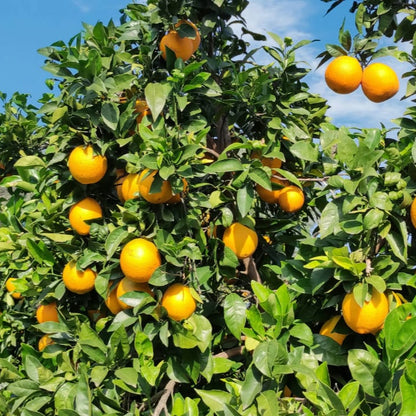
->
[1, 0, 416, 415]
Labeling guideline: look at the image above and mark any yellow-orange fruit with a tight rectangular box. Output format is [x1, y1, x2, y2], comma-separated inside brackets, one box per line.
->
[5, 278, 22, 299]
[342, 290, 389, 334]
[116, 277, 154, 309]
[319, 315, 347, 345]
[161, 283, 197, 321]
[120, 238, 162, 283]
[62, 261, 97, 295]
[410, 197, 416, 229]
[38, 335, 54, 351]
[222, 222, 258, 259]
[278, 186, 305, 212]
[256, 177, 288, 204]
[120, 173, 141, 201]
[175, 20, 201, 52]
[160, 31, 194, 61]
[325, 56, 362, 94]
[67, 145, 107, 184]
[69, 197, 102, 235]
[36, 302, 59, 323]
[105, 285, 123, 315]
[138, 169, 173, 204]
[361, 62, 399, 103]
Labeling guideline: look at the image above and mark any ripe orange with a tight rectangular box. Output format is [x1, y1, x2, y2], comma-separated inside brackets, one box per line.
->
[105, 285, 123, 315]
[68, 145, 107, 185]
[342, 290, 389, 334]
[120, 173, 141, 201]
[251, 152, 282, 172]
[325, 56, 362, 94]
[256, 177, 288, 204]
[160, 30, 194, 61]
[361, 63, 399, 103]
[278, 186, 305, 212]
[120, 238, 162, 282]
[138, 169, 173, 204]
[116, 276, 153, 309]
[135, 99, 151, 124]
[319, 315, 347, 345]
[5, 278, 22, 299]
[166, 178, 188, 204]
[161, 283, 196, 321]
[36, 302, 59, 323]
[69, 197, 102, 235]
[222, 222, 258, 259]
[283, 386, 292, 397]
[114, 169, 126, 202]
[62, 261, 97, 295]
[410, 196, 416, 229]
[175, 20, 201, 52]
[38, 335, 54, 351]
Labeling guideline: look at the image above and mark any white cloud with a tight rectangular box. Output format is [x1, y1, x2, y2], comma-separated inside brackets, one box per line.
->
[72, 0, 91, 13]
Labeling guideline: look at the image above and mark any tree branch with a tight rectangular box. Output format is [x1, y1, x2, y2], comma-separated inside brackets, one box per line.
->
[153, 379, 176, 416]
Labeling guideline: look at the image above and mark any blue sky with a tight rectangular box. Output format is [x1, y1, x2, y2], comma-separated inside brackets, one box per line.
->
[0, 1, 409, 129]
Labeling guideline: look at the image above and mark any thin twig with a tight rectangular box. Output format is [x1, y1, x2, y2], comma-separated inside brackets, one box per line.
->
[153, 379, 176, 416]
[213, 345, 245, 359]
[242, 256, 262, 283]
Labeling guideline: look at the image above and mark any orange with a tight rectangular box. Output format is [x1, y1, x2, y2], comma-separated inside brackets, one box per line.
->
[361, 63, 399, 103]
[319, 315, 347, 345]
[251, 152, 282, 172]
[222, 222, 258, 259]
[325, 56, 362, 94]
[135, 99, 151, 124]
[166, 178, 188, 204]
[114, 169, 126, 202]
[342, 290, 389, 334]
[161, 283, 196, 321]
[5, 278, 22, 300]
[116, 277, 154, 309]
[283, 386, 292, 397]
[278, 186, 305, 212]
[410, 196, 416, 229]
[138, 169, 173, 204]
[160, 30, 194, 61]
[105, 285, 123, 315]
[69, 197, 102, 235]
[68, 145, 107, 184]
[62, 261, 97, 295]
[256, 177, 288, 204]
[36, 302, 59, 323]
[175, 20, 201, 52]
[120, 238, 162, 283]
[120, 173, 141, 201]
[38, 335, 54, 351]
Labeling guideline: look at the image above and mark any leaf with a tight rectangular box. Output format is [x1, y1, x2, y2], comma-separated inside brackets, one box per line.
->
[223, 293, 247, 340]
[240, 365, 263, 409]
[14, 156, 45, 168]
[101, 102, 119, 131]
[290, 141, 319, 162]
[205, 158, 244, 174]
[105, 228, 129, 260]
[145, 82, 172, 120]
[253, 339, 287, 378]
[319, 201, 340, 238]
[236, 185, 254, 220]
[195, 389, 232, 412]
[75, 371, 92, 416]
[399, 371, 416, 416]
[348, 349, 391, 397]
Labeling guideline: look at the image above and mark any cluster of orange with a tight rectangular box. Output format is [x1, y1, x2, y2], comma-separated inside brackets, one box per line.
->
[253, 154, 305, 212]
[325, 56, 399, 103]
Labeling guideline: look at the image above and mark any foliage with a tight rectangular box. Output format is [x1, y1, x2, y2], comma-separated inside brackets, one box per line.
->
[1, 0, 416, 415]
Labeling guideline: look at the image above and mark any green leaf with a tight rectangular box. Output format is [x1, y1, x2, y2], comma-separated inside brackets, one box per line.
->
[399, 371, 416, 416]
[101, 102, 119, 131]
[290, 141, 319, 162]
[14, 156, 46, 168]
[115, 367, 138, 387]
[75, 371, 92, 416]
[205, 158, 244, 173]
[240, 365, 263, 409]
[253, 339, 287, 378]
[348, 349, 391, 397]
[223, 293, 247, 340]
[319, 202, 340, 238]
[145, 82, 172, 120]
[105, 227, 129, 260]
[195, 389, 232, 412]
[236, 185, 254, 218]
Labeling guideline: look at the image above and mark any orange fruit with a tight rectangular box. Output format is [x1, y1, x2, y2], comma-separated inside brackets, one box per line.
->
[175, 20, 201, 52]
[283, 386, 292, 397]
[38, 335, 54, 351]
[319, 315, 347, 345]
[116, 276, 154, 309]
[138, 169, 173, 204]
[160, 30, 194, 61]
[67, 145, 107, 184]
[361, 63, 399, 103]
[135, 99, 151, 124]
[256, 177, 288, 204]
[62, 261, 97, 295]
[36, 302, 59, 323]
[222, 222, 258, 259]
[120, 238, 162, 283]
[105, 285, 123, 315]
[325, 56, 362, 94]
[410, 196, 416, 229]
[342, 290, 389, 334]
[161, 283, 197, 321]
[5, 278, 22, 300]
[120, 173, 141, 201]
[278, 186, 305, 212]
[251, 152, 282, 172]
[69, 197, 103, 235]
[166, 178, 188, 204]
